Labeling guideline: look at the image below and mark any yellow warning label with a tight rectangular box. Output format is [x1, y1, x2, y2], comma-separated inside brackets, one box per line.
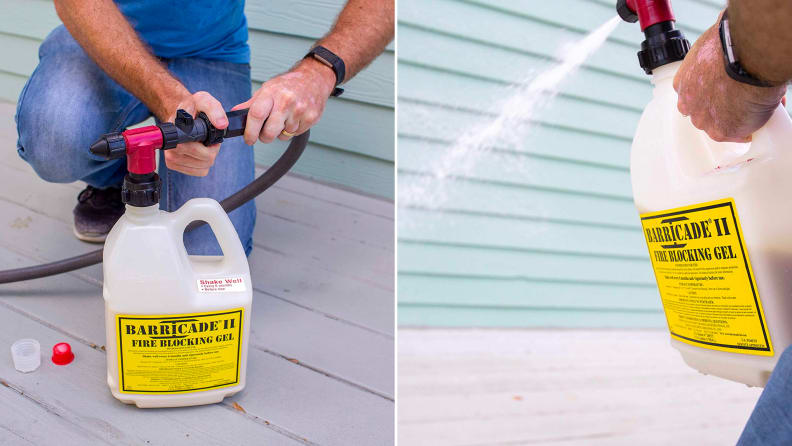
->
[116, 308, 244, 394]
[640, 199, 772, 356]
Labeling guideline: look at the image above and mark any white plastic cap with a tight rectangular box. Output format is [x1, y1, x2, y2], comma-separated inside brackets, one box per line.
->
[11, 339, 41, 373]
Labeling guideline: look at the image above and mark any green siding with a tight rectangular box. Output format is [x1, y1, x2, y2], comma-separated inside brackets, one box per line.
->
[0, 0, 394, 198]
[397, 0, 728, 327]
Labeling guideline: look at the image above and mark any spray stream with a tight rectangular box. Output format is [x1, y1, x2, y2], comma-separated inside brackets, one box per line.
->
[399, 16, 621, 212]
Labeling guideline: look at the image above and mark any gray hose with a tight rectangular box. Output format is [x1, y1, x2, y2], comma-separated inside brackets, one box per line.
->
[0, 131, 309, 284]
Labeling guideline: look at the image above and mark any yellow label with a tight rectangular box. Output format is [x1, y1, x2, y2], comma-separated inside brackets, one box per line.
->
[640, 199, 772, 356]
[116, 308, 244, 394]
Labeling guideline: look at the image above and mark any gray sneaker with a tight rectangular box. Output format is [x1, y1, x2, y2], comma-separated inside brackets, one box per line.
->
[72, 185, 125, 243]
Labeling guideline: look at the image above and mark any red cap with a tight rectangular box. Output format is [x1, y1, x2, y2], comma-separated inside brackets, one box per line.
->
[51, 342, 74, 365]
[123, 126, 163, 175]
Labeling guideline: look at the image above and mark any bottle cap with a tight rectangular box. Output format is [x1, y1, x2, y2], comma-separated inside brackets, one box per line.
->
[51, 342, 74, 365]
[10, 339, 41, 373]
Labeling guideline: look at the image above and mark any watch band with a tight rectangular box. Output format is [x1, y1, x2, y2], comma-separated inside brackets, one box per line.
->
[305, 46, 346, 97]
[719, 11, 776, 88]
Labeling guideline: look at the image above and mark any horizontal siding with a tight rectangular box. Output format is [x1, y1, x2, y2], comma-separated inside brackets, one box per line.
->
[397, 0, 726, 327]
[0, 0, 393, 198]
[245, 0, 395, 51]
[397, 306, 665, 328]
[0, 71, 27, 103]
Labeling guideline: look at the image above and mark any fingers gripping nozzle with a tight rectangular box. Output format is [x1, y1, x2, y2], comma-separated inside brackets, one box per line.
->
[159, 108, 250, 149]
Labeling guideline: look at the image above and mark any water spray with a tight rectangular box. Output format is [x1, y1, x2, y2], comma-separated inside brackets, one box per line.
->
[398, 16, 620, 214]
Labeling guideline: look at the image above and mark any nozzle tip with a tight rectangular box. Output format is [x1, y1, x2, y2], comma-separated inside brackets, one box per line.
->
[89, 138, 109, 156]
[617, 0, 638, 23]
[90, 133, 126, 160]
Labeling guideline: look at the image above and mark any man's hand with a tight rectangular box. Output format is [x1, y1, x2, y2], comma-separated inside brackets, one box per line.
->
[232, 0, 394, 146]
[233, 58, 336, 145]
[674, 16, 786, 143]
[164, 91, 229, 177]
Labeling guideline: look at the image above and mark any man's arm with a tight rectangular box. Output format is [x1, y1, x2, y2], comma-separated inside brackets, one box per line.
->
[54, 0, 229, 176]
[54, 0, 187, 120]
[673, 4, 790, 143]
[235, 0, 395, 145]
[314, 0, 395, 81]
[731, 0, 792, 86]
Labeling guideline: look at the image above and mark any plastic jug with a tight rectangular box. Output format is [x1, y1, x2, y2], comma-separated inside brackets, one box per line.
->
[102, 198, 252, 407]
[632, 60, 792, 387]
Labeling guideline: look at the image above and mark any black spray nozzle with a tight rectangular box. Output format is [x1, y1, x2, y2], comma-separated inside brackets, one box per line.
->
[616, 0, 638, 23]
[89, 132, 126, 159]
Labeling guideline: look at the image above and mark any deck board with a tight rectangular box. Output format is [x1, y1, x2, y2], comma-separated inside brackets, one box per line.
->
[0, 101, 394, 444]
[399, 329, 763, 446]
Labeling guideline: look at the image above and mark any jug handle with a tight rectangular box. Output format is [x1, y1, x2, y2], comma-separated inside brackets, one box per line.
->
[170, 198, 249, 273]
[749, 103, 792, 156]
[704, 103, 792, 167]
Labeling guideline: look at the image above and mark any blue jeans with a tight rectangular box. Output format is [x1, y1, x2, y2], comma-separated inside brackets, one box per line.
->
[739, 345, 792, 444]
[14, 26, 256, 255]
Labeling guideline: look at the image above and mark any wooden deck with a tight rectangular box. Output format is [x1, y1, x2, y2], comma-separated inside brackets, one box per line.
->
[399, 328, 763, 446]
[0, 101, 394, 445]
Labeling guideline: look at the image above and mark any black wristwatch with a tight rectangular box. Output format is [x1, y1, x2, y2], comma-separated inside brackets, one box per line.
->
[719, 10, 775, 88]
[305, 46, 346, 97]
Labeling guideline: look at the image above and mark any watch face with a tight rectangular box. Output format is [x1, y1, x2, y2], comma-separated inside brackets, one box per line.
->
[721, 16, 736, 63]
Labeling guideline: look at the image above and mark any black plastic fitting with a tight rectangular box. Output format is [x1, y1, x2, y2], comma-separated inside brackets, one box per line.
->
[89, 132, 126, 160]
[637, 21, 690, 74]
[198, 111, 225, 146]
[160, 122, 179, 150]
[121, 172, 161, 207]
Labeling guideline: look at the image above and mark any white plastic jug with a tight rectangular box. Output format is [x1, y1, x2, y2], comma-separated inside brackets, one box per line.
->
[632, 60, 792, 387]
[102, 198, 252, 407]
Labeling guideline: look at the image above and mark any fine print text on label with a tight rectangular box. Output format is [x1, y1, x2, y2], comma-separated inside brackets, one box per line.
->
[197, 276, 246, 293]
[640, 199, 772, 356]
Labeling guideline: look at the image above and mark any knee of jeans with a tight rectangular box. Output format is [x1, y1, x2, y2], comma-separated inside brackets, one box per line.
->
[17, 107, 86, 184]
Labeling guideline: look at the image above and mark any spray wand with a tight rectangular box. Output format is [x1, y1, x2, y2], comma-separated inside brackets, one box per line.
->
[90, 109, 250, 207]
